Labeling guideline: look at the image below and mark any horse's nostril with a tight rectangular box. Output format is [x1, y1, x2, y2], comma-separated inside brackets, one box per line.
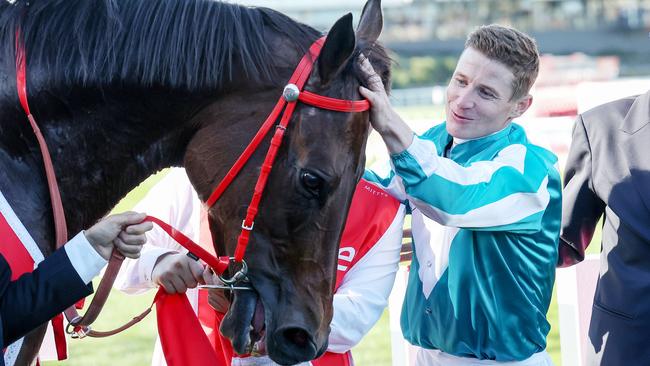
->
[283, 327, 310, 348]
[270, 325, 320, 364]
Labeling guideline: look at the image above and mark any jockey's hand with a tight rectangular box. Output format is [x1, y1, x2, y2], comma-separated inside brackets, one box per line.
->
[152, 252, 206, 294]
[357, 54, 414, 154]
[204, 268, 231, 313]
[84, 211, 153, 260]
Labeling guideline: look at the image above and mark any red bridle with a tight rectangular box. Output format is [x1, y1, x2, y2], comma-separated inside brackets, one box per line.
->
[204, 36, 369, 269]
[15, 33, 370, 338]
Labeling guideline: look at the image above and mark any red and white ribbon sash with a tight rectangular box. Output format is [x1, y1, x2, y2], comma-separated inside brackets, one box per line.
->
[0, 190, 67, 365]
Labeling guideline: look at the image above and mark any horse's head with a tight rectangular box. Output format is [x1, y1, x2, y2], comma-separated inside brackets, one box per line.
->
[184, 0, 388, 364]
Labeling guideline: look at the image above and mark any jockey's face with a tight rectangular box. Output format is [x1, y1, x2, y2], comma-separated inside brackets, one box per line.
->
[445, 47, 532, 140]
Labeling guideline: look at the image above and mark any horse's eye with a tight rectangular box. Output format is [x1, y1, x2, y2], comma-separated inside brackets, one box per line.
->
[300, 170, 323, 191]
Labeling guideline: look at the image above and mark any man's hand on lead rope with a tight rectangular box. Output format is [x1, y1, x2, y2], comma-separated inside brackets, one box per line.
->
[152, 252, 206, 294]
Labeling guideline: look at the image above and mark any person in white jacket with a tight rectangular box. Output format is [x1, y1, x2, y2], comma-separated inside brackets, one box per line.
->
[114, 168, 405, 366]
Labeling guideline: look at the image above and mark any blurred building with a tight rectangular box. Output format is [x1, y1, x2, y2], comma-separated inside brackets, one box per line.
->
[384, 0, 650, 63]
[236, 1, 650, 68]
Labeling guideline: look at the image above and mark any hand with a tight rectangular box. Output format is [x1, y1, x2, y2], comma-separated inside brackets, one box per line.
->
[85, 211, 153, 260]
[152, 252, 206, 294]
[204, 267, 231, 313]
[358, 55, 414, 153]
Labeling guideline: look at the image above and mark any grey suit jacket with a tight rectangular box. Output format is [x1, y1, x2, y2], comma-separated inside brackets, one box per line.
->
[560, 91, 650, 365]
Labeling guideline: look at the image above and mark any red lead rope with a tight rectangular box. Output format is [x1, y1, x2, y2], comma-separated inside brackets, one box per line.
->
[144, 216, 230, 274]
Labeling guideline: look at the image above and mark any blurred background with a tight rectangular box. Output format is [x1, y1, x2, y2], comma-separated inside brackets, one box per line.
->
[45, 1, 650, 365]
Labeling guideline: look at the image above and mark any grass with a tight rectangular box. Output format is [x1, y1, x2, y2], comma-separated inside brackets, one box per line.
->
[45, 105, 599, 365]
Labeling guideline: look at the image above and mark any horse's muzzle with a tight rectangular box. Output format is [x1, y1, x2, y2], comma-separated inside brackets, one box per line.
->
[267, 324, 321, 365]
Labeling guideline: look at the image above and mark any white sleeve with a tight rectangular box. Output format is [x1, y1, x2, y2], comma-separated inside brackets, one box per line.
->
[114, 168, 201, 294]
[327, 204, 405, 353]
[64, 231, 108, 284]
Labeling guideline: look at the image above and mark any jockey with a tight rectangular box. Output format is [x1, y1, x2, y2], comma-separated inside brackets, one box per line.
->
[358, 25, 560, 365]
[114, 167, 405, 366]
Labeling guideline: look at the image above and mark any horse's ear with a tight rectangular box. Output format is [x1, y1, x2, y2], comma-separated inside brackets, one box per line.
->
[319, 13, 356, 86]
[357, 0, 383, 43]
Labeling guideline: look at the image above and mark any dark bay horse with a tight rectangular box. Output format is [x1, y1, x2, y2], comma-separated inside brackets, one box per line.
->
[0, 0, 390, 364]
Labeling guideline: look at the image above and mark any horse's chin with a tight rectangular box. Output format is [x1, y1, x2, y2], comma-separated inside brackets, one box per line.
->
[220, 289, 265, 355]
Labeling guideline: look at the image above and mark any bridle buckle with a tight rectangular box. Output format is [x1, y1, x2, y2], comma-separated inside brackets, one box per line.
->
[66, 316, 91, 339]
[241, 220, 254, 231]
[282, 83, 300, 102]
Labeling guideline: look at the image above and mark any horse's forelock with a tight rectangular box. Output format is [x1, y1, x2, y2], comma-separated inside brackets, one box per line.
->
[353, 39, 393, 92]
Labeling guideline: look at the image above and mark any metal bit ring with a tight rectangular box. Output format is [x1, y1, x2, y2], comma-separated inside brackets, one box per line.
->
[218, 258, 248, 286]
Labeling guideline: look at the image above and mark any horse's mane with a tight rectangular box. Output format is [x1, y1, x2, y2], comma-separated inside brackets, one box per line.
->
[0, 0, 320, 91]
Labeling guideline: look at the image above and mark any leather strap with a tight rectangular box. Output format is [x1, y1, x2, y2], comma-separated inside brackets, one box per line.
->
[15, 30, 68, 251]
[66, 216, 230, 337]
[15, 28, 79, 341]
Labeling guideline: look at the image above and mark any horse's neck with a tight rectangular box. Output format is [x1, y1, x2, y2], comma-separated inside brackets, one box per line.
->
[0, 88, 204, 248]
[0, 26, 301, 250]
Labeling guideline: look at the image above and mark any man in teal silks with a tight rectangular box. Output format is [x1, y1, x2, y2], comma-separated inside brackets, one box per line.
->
[359, 24, 560, 365]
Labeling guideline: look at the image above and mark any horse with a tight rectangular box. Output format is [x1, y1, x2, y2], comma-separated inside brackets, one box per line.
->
[0, 0, 390, 364]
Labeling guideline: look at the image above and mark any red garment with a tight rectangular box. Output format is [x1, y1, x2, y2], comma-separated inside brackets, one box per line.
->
[312, 179, 400, 366]
[0, 212, 34, 280]
[0, 197, 68, 362]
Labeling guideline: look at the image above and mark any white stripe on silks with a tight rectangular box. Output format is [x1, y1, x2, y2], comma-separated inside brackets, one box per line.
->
[365, 168, 407, 202]
[383, 174, 407, 202]
[405, 137, 440, 177]
[374, 159, 408, 201]
[0, 190, 45, 264]
[434, 144, 526, 185]
[411, 210, 459, 299]
[408, 138, 527, 186]
[411, 176, 550, 229]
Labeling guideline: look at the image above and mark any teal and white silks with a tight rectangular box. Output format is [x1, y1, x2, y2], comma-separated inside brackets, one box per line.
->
[364, 122, 561, 361]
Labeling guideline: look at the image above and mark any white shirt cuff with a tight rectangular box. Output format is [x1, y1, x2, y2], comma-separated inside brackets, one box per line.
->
[64, 231, 108, 285]
[140, 247, 178, 285]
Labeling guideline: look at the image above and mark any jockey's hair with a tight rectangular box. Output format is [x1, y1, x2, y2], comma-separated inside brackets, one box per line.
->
[465, 24, 539, 101]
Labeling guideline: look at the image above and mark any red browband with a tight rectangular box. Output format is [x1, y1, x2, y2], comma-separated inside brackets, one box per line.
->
[299, 90, 370, 112]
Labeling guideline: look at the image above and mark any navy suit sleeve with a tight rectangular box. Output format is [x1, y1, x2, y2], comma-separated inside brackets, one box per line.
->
[0, 248, 93, 345]
[559, 114, 606, 267]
